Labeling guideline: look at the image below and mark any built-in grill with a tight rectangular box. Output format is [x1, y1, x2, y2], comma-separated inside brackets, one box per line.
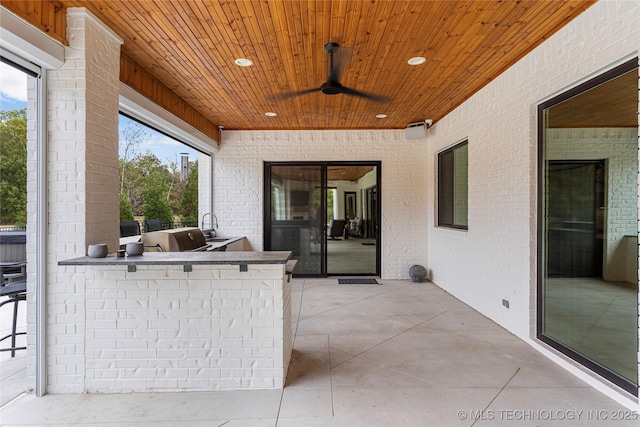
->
[141, 227, 211, 252]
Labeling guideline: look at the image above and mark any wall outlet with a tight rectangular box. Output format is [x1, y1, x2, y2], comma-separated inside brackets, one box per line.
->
[502, 299, 510, 309]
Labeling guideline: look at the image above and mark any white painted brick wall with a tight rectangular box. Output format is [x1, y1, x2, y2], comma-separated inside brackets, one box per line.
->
[75, 264, 291, 392]
[426, 0, 638, 349]
[42, 8, 122, 393]
[213, 130, 430, 279]
[198, 152, 212, 224]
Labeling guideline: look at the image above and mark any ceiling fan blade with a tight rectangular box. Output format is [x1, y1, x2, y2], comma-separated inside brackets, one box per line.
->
[269, 87, 321, 101]
[340, 86, 391, 103]
[272, 42, 388, 103]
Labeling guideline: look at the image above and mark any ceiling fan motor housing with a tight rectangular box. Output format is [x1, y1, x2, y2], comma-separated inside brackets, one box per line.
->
[324, 42, 340, 53]
[321, 81, 343, 95]
[275, 41, 389, 102]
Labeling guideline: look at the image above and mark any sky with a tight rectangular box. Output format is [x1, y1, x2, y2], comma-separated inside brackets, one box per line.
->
[0, 62, 27, 111]
[0, 62, 201, 165]
[118, 115, 201, 166]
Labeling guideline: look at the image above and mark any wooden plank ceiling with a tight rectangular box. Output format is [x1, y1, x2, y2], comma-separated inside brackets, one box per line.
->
[30, 1, 600, 130]
[547, 69, 638, 128]
[272, 165, 374, 182]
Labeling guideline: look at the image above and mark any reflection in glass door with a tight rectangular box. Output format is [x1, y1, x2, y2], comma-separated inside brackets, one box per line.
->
[538, 60, 638, 395]
[266, 164, 323, 275]
[265, 162, 380, 277]
[547, 161, 604, 277]
[326, 166, 378, 275]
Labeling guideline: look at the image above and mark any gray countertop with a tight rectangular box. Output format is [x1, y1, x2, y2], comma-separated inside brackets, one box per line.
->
[59, 250, 292, 266]
[119, 235, 244, 249]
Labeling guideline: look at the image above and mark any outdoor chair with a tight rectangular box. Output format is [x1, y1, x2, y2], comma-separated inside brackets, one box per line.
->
[119, 220, 141, 237]
[1, 264, 27, 357]
[144, 219, 162, 232]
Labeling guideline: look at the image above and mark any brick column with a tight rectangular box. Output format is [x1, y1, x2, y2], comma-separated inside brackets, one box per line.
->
[198, 152, 212, 225]
[44, 8, 122, 393]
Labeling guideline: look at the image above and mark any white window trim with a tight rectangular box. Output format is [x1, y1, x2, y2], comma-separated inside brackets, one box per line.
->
[119, 83, 219, 155]
[0, 7, 64, 69]
[1, 7, 62, 398]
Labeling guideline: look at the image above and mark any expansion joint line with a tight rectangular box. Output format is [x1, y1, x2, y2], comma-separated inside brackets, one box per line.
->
[470, 367, 521, 427]
[328, 334, 335, 417]
[330, 309, 449, 370]
[276, 279, 307, 426]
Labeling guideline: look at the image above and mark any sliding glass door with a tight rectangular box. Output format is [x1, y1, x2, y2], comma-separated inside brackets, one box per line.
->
[266, 164, 324, 275]
[538, 59, 638, 395]
[326, 165, 378, 275]
[264, 162, 380, 277]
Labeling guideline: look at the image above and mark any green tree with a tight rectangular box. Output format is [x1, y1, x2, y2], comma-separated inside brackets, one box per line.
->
[326, 189, 335, 222]
[180, 162, 198, 222]
[119, 191, 134, 221]
[0, 109, 27, 226]
[143, 169, 173, 222]
[119, 121, 147, 193]
[121, 151, 167, 216]
[118, 118, 198, 221]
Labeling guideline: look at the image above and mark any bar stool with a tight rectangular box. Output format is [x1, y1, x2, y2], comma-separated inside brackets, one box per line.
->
[0, 279, 27, 357]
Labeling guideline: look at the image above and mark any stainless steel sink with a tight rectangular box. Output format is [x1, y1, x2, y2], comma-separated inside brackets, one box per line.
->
[206, 237, 230, 242]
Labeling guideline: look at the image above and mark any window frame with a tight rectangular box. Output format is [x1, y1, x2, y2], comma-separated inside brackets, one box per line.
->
[437, 139, 469, 230]
[536, 57, 639, 397]
[119, 83, 218, 157]
[1, 48, 47, 397]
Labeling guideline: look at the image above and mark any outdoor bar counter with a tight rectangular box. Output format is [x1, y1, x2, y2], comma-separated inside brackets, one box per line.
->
[58, 250, 293, 393]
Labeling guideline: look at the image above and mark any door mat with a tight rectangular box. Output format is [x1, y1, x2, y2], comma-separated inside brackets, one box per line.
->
[338, 278, 379, 285]
[361, 242, 375, 246]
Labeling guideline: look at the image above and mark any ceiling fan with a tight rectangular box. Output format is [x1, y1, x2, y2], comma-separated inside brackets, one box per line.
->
[273, 42, 391, 103]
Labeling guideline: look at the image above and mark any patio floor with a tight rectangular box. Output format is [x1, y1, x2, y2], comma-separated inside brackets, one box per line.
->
[0, 288, 28, 408]
[1, 278, 637, 426]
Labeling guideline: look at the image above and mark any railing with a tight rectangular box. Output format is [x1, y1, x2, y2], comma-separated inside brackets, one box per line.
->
[2, 223, 201, 235]
[141, 219, 198, 233]
[0, 226, 26, 232]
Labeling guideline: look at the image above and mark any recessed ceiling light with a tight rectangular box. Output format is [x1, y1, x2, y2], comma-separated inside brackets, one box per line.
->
[376, 114, 388, 119]
[407, 56, 426, 66]
[265, 112, 277, 117]
[234, 58, 253, 67]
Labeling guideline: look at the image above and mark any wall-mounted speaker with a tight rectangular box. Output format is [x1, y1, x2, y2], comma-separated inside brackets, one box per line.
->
[405, 122, 425, 140]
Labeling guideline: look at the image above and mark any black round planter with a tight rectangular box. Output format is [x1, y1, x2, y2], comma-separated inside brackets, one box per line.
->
[409, 265, 427, 283]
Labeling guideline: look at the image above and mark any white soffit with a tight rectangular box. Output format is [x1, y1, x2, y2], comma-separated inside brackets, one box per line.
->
[119, 83, 219, 155]
[0, 6, 64, 69]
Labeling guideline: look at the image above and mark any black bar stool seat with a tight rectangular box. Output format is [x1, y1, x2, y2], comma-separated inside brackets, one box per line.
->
[0, 280, 27, 357]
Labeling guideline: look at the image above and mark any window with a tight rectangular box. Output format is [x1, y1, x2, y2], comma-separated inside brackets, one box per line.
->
[118, 113, 205, 227]
[537, 59, 638, 395]
[327, 188, 336, 221]
[0, 59, 29, 230]
[438, 140, 468, 229]
[1, 50, 43, 397]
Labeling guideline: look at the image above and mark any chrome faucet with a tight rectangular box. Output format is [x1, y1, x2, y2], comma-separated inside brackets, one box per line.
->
[201, 213, 218, 237]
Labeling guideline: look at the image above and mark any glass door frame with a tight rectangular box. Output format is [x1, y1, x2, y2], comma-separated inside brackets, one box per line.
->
[264, 162, 326, 276]
[536, 58, 639, 396]
[264, 160, 381, 277]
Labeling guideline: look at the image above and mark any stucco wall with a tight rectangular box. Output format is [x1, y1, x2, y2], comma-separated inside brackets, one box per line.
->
[425, 0, 638, 345]
[212, 130, 430, 279]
